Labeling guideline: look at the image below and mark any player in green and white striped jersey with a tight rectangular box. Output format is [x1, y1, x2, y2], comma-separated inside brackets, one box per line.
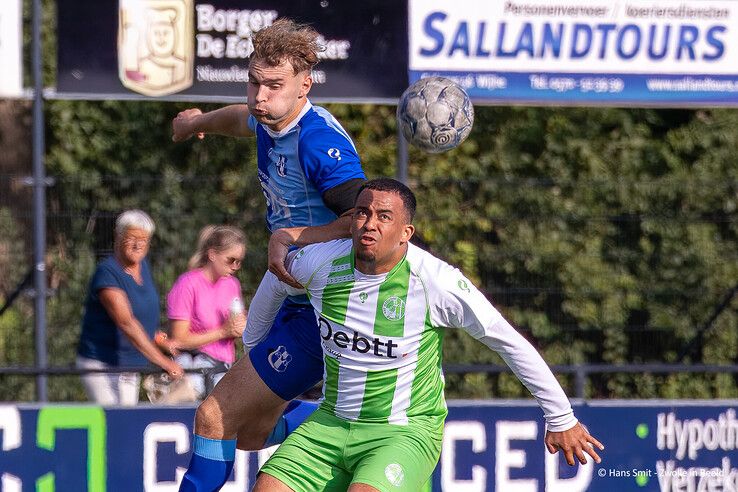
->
[246, 178, 604, 492]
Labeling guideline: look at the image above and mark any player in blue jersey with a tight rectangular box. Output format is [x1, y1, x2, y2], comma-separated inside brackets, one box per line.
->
[172, 19, 366, 491]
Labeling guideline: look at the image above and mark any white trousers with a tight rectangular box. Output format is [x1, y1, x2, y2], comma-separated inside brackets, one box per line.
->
[76, 356, 140, 406]
[174, 352, 228, 399]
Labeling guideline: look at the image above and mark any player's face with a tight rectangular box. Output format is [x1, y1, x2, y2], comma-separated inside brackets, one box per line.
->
[118, 228, 151, 266]
[351, 189, 414, 275]
[247, 58, 312, 131]
[209, 244, 245, 278]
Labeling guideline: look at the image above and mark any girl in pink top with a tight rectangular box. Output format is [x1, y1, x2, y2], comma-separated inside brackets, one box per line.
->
[166, 225, 247, 398]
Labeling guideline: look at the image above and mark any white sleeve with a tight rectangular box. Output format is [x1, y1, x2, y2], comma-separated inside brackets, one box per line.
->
[243, 270, 304, 350]
[428, 265, 578, 432]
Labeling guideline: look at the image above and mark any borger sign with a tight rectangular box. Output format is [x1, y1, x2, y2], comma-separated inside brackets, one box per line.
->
[117, 0, 351, 97]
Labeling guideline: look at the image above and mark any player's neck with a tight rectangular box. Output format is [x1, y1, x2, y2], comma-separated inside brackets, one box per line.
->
[354, 261, 384, 276]
[354, 245, 408, 276]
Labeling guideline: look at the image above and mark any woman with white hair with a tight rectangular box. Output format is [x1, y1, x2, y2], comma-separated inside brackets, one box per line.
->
[76, 209, 183, 406]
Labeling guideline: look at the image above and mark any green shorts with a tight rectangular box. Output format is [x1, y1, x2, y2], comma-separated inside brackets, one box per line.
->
[259, 408, 443, 491]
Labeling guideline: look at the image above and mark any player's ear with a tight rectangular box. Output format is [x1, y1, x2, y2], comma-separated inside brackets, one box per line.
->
[401, 224, 415, 243]
[298, 72, 313, 99]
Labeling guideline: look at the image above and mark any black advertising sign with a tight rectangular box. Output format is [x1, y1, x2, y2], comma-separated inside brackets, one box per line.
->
[56, 0, 408, 102]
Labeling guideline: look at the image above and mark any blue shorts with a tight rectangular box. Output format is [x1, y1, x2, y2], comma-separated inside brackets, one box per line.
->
[249, 300, 324, 401]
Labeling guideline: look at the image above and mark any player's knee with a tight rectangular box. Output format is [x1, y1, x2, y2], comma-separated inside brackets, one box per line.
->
[194, 396, 225, 437]
[194, 394, 247, 439]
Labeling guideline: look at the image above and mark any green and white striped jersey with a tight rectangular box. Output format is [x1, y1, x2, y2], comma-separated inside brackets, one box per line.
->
[246, 239, 577, 432]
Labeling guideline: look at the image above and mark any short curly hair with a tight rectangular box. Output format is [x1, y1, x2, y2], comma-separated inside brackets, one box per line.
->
[251, 18, 322, 74]
[358, 178, 417, 223]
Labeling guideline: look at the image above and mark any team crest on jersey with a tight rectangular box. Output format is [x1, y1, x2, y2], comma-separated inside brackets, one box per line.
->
[359, 292, 368, 303]
[268, 149, 288, 177]
[382, 296, 405, 321]
[458, 279, 471, 293]
[268, 346, 292, 372]
[384, 463, 405, 487]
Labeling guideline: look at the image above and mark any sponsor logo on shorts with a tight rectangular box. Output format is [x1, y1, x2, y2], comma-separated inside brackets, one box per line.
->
[458, 279, 471, 293]
[318, 316, 398, 359]
[268, 345, 292, 372]
[384, 463, 405, 487]
[382, 296, 405, 320]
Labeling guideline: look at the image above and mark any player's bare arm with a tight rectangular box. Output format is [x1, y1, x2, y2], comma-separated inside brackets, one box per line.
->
[545, 422, 605, 465]
[268, 215, 353, 288]
[268, 178, 365, 286]
[172, 104, 252, 141]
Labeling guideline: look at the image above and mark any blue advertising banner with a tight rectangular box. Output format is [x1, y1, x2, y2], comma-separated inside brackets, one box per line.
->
[0, 401, 736, 491]
[408, 0, 738, 106]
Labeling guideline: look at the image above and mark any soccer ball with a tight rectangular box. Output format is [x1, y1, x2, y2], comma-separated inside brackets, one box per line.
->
[397, 77, 474, 153]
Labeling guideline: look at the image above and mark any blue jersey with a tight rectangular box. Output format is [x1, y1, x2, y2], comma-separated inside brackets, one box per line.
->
[248, 101, 365, 231]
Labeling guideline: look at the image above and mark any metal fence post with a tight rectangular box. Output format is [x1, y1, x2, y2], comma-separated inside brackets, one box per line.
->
[575, 366, 587, 399]
[32, 0, 48, 402]
[396, 125, 409, 184]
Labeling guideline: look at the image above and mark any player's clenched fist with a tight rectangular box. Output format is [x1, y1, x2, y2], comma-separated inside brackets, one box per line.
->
[172, 108, 205, 142]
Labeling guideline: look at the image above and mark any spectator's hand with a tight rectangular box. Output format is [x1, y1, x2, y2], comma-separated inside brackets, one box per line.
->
[154, 331, 180, 356]
[545, 422, 604, 466]
[172, 108, 205, 142]
[268, 228, 303, 289]
[164, 360, 184, 380]
[225, 312, 246, 338]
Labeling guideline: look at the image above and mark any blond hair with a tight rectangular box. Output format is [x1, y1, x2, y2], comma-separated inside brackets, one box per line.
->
[251, 18, 322, 74]
[188, 225, 246, 270]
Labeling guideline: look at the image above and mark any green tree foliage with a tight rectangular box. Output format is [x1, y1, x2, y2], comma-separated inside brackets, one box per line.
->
[2, 97, 738, 401]
[412, 107, 738, 398]
[0, 208, 37, 400]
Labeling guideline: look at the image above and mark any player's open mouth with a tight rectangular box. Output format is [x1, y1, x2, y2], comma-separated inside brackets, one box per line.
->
[360, 235, 377, 245]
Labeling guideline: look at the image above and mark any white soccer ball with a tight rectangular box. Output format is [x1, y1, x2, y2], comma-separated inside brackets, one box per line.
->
[397, 77, 474, 153]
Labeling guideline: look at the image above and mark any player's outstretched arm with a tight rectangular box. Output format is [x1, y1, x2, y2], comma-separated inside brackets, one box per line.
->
[545, 422, 604, 465]
[428, 263, 586, 432]
[268, 214, 352, 288]
[172, 104, 252, 141]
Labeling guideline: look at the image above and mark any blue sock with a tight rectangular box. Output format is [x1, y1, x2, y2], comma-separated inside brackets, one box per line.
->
[263, 400, 319, 447]
[179, 435, 236, 492]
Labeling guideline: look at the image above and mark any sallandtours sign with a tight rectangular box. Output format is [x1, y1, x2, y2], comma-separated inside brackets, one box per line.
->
[1, 401, 737, 491]
[56, 0, 408, 102]
[408, 0, 738, 106]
